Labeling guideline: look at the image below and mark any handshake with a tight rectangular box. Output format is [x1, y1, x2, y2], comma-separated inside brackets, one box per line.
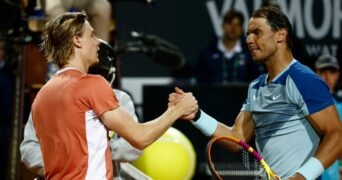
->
[168, 87, 219, 137]
[167, 87, 200, 121]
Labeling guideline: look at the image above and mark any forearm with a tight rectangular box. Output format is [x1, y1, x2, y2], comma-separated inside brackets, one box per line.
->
[295, 106, 342, 179]
[295, 127, 342, 179]
[104, 106, 181, 150]
[315, 128, 342, 168]
[213, 123, 244, 140]
[105, 91, 197, 149]
[193, 110, 254, 142]
[132, 107, 180, 149]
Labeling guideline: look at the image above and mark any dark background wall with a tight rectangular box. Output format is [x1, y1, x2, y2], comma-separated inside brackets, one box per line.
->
[114, 0, 342, 78]
[0, 0, 22, 35]
[1, 0, 341, 77]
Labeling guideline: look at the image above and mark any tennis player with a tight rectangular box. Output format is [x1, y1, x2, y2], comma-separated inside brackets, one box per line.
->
[21, 44, 143, 179]
[31, 11, 198, 179]
[170, 6, 342, 179]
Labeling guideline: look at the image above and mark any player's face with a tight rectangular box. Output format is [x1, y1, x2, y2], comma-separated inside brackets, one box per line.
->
[79, 21, 101, 66]
[246, 17, 278, 63]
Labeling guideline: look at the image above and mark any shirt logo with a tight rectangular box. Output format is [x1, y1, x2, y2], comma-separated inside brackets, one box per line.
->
[272, 94, 281, 100]
[253, 95, 259, 101]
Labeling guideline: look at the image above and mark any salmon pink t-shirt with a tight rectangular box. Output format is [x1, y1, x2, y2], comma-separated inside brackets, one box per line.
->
[32, 68, 119, 180]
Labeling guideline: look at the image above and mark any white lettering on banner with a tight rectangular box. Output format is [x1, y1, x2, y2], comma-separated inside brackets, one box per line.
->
[333, 0, 342, 38]
[277, 0, 305, 38]
[206, 0, 342, 39]
[234, 0, 250, 32]
[206, 0, 228, 37]
[206, 0, 262, 36]
[304, 0, 331, 39]
[305, 44, 338, 56]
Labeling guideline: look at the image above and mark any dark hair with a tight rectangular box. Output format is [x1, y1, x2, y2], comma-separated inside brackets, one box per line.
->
[223, 9, 244, 25]
[252, 6, 293, 49]
[40, 11, 88, 68]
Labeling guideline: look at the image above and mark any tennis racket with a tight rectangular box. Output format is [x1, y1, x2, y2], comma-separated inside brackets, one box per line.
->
[207, 136, 280, 180]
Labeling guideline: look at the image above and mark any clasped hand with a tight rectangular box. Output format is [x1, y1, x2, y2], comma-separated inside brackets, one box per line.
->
[168, 87, 199, 120]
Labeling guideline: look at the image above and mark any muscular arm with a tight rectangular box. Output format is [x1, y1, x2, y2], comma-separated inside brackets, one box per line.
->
[101, 93, 197, 150]
[168, 88, 255, 143]
[289, 105, 342, 180]
[213, 111, 255, 143]
[307, 105, 342, 168]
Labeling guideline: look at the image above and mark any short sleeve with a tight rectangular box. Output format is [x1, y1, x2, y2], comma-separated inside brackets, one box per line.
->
[287, 68, 334, 115]
[78, 75, 119, 116]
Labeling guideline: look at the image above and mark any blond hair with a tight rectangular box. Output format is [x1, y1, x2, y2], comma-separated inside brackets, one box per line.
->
[40, 11, 88, 68]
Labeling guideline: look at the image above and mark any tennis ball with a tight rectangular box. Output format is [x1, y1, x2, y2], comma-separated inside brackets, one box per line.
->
[132, 127, 196, 180]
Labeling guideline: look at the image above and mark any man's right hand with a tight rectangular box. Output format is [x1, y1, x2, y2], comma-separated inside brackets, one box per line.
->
[168, 87, 198, 120]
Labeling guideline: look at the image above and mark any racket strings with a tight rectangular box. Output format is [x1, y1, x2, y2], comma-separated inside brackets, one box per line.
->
[209, 139, 268, 180]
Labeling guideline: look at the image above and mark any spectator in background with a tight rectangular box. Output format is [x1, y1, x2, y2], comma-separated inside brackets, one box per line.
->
[196, 9, 264, 84]
[315, 54, 342, 180]
[315, 54, 342, 114]
[45, 0, 112, 42]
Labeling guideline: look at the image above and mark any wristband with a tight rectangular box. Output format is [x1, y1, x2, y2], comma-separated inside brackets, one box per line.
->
[296, 157, 324, 180]
[191, 110, 218, 136]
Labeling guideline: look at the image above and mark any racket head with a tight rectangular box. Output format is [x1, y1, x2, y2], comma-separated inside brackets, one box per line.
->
[206, 136, 280, 180]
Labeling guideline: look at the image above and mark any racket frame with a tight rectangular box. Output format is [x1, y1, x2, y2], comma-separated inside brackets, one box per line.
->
[207, 136, 280, 180]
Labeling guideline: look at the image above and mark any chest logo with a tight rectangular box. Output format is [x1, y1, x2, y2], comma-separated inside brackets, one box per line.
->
[253, 95, 259, 101]
[272, 94, 281, 100]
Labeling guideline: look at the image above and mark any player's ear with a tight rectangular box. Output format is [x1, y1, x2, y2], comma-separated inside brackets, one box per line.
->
[73, 35, 82, 48]
[277, 29, 287, 43]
